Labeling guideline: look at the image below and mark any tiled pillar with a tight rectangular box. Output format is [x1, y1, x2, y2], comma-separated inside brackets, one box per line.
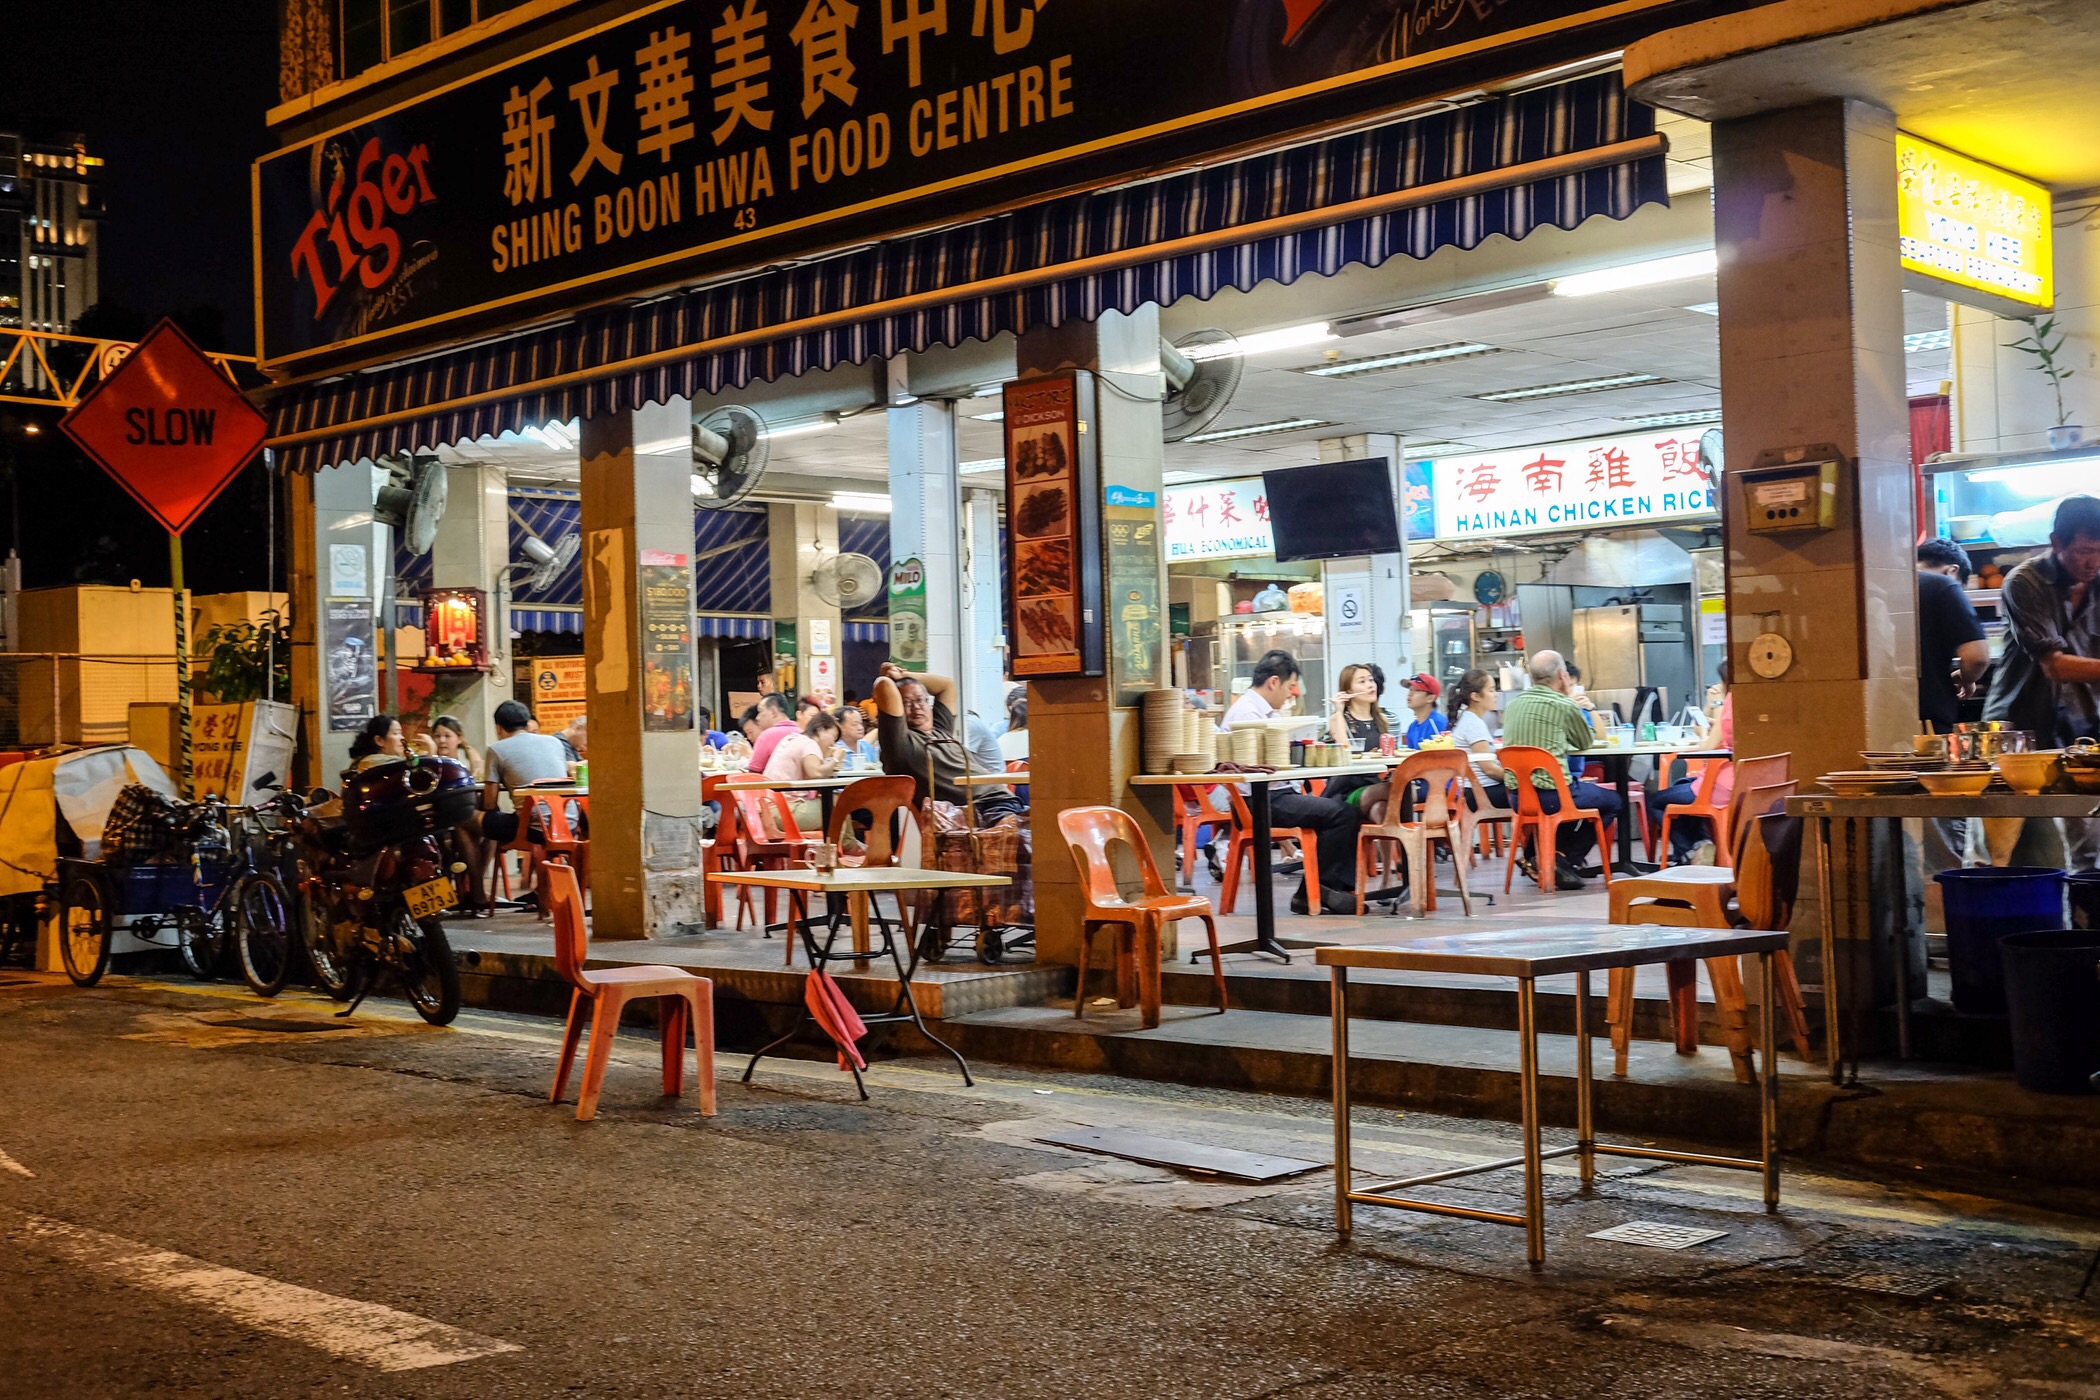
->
[1713, 99, 1916, 1036]
[1016, 306, 1171, 967]
[768, 502, 842, 702]
[428, 461, 510, 752]
[578, 399, 705, 940]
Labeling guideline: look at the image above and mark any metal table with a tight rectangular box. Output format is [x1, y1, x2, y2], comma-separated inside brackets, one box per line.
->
[719, 771, 873, 834]
[1320, 922, 1787, 1272]
[1570, 745, 1731, 876]
[713, 866, 1008, 1098]
[1130, 759, 1401, 962]
[1785, 790, 2100, 1084]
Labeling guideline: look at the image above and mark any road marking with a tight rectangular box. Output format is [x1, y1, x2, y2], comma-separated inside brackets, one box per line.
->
[0, 1148, 32, 1178]
[7, 1213, 521, 1372]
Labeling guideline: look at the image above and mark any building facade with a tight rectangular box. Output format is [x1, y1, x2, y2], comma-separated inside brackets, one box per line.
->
[0, 131, 103, 335]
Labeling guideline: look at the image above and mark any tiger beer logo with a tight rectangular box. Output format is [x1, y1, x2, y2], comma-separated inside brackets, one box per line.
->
[289, 136, 438, 320]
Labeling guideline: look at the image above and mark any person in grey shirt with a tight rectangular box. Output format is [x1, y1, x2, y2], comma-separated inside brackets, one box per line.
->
[1983, 495, 2100, 869]
[482, 699, 574, 845]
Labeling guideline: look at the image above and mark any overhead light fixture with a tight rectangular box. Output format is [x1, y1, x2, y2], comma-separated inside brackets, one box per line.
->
[1182, 417, 1332, 443]
[761, 414, 840, 441]
[1161, 469, 1221, 485]
[520, 420, 581, 451]
[958, 457, 1005, 476]
[1551, 250, 1718, 297]
[1400, 442, 1472, 457]
[1684, 302, 1720, 316]
[1617, 409, 1722, 429]
[1184, 323, 1335, 362]
[832, 491, 893, 513]
[1300, 342, 1500, 377]
[969, 409, 1005, 422]
[1905, 328, 1952, 353]
[1473, 373, 1669, 403]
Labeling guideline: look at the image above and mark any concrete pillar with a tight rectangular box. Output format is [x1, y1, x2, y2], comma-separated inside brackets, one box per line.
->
[579, 400, 706, 940]
[427, 462, 510, 752]
[1017, 306, 1172, 967]
[887, 400, 962, 682]
[1315, 433, 1414, 686]
[306, 461, 390, 781]
[962, 487, 1007, 726]
[1713, 99, 1916, 1039]
[1714, 98, 1916, 783]
[768, 502, 842, 702]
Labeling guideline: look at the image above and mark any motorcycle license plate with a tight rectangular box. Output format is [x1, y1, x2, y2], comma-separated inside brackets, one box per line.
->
[404, 877, 457, 920]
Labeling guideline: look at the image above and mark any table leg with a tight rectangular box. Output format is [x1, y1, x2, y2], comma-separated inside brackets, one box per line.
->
[1332, 965, 1352, 1237]
[1887, 815, 1913, 1061]
[1574, 969, 1595, 1191]
[1517, 976, 1545, 1272]
[1605, 756, 1655, 876]
[742, 890, 817, 1083]
[1761, 950, 1781, 1212]
[1815, 814, 1845, 1085]
[851, 890, 871, 972]
[1210, 782, 1294, 963]
[819, 786, 837, 838]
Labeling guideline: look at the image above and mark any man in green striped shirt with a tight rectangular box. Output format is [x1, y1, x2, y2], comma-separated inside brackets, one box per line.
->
[1498, 650, 1622, 884]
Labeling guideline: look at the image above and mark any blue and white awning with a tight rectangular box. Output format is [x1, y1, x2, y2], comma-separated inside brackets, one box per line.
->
[269, 73, 1664, 473]
[697, 615, 771, 640]
[843, 621, 889, 644]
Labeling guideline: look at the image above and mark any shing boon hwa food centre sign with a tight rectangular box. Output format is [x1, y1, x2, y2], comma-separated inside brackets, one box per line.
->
[254, 0, 1738, 370]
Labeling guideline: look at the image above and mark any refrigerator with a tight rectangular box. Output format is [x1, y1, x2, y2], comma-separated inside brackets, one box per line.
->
[1571, 604, 1691, 719]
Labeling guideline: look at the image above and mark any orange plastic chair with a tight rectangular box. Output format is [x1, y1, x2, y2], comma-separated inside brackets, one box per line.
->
[1657, 758, 1732, 864]
[1214, 783, 1323, 914]
[700, 773, 743, 929]
[523, 794, 588, 921]
[1058, 806, 1227, 1030]
[1498, 746, 1613, 893]
[544, 860, 717, 1123]
[731, 788, 815, 934]
[1171, 783, 1229, 891]
[1356, 750, 1475, 916]
[777, 774, 921, 969]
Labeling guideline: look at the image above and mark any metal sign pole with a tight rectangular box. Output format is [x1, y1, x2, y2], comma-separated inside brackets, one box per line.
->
[169, 531, 191, 797]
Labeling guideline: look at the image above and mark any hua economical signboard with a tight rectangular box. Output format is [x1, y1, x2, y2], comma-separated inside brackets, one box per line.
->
[1164, 476, 1270, 561]
[254, 0, 1735, 370]
[1897, 133, 2052, 315]
[1431, 431, 1718, 540]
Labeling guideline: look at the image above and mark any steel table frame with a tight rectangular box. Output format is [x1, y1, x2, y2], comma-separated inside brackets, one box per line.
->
[1322, 922, 1786, 1272]
[1569, 745, 1732, 877]
[713, 866, 1007, 1098]
[1129, 761, 1401, 963]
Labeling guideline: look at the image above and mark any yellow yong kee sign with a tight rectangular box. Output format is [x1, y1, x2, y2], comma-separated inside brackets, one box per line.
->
[1897, 133, 2052, 312]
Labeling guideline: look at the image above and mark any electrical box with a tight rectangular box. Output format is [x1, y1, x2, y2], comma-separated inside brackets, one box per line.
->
[1739, 450, 1843, 534]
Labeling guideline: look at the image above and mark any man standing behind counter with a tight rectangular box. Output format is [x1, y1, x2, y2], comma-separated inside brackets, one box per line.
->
[1983, 495, 2100, 871]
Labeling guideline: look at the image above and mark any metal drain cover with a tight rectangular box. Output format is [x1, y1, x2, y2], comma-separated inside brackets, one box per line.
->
[1832, 1270, 1951, 1298]
[1589, 1221, 1729, 1251]
[214, 1018, 350, 1034]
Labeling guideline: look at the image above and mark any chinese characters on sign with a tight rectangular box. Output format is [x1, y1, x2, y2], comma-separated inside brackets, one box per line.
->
[1163, 475, 1271, 560]
[1896, 132, 2053, 313]
[1432, 431, 1719, 539]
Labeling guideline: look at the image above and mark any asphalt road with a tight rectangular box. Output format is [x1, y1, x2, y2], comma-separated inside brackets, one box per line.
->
[3, 971, 2098, 1399]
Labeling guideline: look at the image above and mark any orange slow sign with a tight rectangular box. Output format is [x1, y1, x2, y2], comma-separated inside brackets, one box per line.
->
[60, 319, 268, 535]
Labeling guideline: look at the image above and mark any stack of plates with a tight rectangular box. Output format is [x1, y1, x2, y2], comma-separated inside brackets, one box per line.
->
[1818, 770, 1923, 797]
[1861, 750, 1944, 772]
[1230, 727, 1264, 765]
[1142, 690, 1185, 774]
[1170, 753, 1210, 774]
[1189, 712, 1219, 766]
[1261, 726, 1294, 767]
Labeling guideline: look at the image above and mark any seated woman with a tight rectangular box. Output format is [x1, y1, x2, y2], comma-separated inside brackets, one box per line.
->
[430, 714, 492, 915]
[1321, 663, 1393, 819]
[344, 715, 406, 777]
[1446, 670, 1509, 810]
[763, 710, 843, 834]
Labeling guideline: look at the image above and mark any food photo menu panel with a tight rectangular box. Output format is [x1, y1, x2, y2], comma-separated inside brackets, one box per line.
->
[1003, 372, 1104, 678]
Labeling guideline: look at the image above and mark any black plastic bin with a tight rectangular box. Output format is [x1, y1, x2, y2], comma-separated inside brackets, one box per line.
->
[1933, 867, 2067, 1015]
[2000, 930, 2100, 1094]
[2069, 872, 2100, 931]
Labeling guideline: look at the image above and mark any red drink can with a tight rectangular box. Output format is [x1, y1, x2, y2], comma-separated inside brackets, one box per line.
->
[1379, 734, 1397, 756]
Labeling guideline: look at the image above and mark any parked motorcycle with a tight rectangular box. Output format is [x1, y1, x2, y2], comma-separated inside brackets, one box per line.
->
[295, 755, 477, 1026]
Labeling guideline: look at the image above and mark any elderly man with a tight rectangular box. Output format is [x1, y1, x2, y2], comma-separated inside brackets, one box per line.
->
[744, 692, 799, 775]
[872, 662, 1022, 823]
[1500, 650, 1623, 888]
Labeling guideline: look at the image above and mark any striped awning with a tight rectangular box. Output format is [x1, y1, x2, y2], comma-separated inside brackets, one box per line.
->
[843, 621, 889, 644]
[697, 615, 771, 640]
[269, 72, 1664, 473]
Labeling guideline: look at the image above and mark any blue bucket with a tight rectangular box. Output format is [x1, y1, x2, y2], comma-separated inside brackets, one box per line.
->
[1934, 867, 2067, 1015]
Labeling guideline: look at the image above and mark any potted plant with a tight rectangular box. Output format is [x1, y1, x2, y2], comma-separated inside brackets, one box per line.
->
[196, 608, 292, 705]
[2008, 316, 2082, 450]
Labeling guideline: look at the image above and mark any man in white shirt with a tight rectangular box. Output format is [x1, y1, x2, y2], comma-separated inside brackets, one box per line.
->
[1226, 649, 1369, 915]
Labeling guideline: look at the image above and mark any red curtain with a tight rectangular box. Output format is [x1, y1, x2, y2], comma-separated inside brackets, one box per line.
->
[1911, 394, 1951, 542]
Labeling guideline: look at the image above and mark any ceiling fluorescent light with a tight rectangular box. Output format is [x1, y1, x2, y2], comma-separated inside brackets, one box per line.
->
[970, 409, 1006, 421]
[1184, 323, 1335, 362]
[1473, 373, 1669, 403]
[1302, 342, 1500, 377]
[1617, 409, 1723, 429]
[958, 457, 1006, 475]
[1905, 328, 1952, 353]
[1400, 442, 1471, 457]
[1183, 417, 1331, 444]
[832, 491, 893, 513]
[1684, 302, 1719, 316]
[761, 415, 839, 441]
[1551, 250, 1718, 297]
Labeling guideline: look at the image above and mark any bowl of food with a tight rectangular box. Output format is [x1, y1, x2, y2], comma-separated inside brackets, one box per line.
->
[1918, 770, 1993, 797]
[1995, 750, 2063, 795]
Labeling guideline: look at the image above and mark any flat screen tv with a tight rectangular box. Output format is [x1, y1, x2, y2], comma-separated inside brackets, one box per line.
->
[1263, 459, 1403, 563]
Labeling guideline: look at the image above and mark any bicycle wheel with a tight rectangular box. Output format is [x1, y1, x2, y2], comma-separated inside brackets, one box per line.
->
[390, 907, 460, 1026]
[58, 871, 112, 987]
[234, 872, 293, 997]
[300, 893, 355, 1001]
[177, 907, 220, 981]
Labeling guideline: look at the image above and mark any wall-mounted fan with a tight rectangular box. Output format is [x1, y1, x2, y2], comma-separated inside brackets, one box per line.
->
[514, 531, 579, 596]
[1160, 329, 1244, 442]
[811, 550, 884, 610]
[693, 404, 770, 509]
[374, 453, 448, 555]
[1698, 428, 1724, 487]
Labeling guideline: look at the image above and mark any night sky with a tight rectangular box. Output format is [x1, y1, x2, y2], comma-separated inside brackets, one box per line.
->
[1, 2, 281, 596]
